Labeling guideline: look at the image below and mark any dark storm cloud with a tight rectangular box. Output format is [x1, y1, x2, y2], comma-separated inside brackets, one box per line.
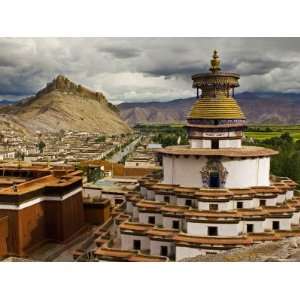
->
[1, 38, 300, 102]
[144, 61, 207, 78]
[229, 59, 295, 76]
[101, 45, 141, 59]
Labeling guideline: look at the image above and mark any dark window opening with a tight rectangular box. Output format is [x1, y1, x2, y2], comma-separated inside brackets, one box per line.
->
[260, 199, 266, 207]
[272, 221, 280, 230]
[237, 202, 243, 209]
[133, 240, 141, 250]
[208, 226, 218, 236]
[172, 220, 180, 229]
[209, 172, 220, 188]
[164, 196, 170, 202]
[185, 199, 192, 206]
[160, 246, 168, 256]
[247, 224, 254, 233]
[214, 120, 219, 125]
[209, 203, 218, 211]
[211, 140, 219, 149]
[148, 216, 155, 224]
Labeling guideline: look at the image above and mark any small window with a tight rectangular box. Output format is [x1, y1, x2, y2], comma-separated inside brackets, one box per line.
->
[211, 140, 219, 149]
[237, 202, 243, 209]
[272, 221, 280, 230]
[133, 240, 141, 250]
[208, 226, 218, 236]
[247, 224, 254, 233]
[160, 246, 168, 256]
[148, 216, 155, 224]
[172, 220, 180, 229]
[209, 203, 218, 211]
[185, 199, 192, 206]
[136, 163, 139, 166]
[164, 196, 170, 202]
[260, 199, 266, 207]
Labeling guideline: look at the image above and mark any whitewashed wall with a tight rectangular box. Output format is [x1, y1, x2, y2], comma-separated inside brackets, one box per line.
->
[286, 190, 294, 200]
[257, 197, 277, 206]
[252, 198, 260, 208]
[276, 193, 286, 204]
[132, 206, 139, 221]
[291, 212, 300, 225]
[150, 240, 175, 257]
[241, 220, 265, 233]
[219, 139, 241, 148]
[189, 138, 241, 149]
[162, 216, 184, 231]
[176, 246, 207, 261]
[163, 156, 271, 188]
[146, 189, 155, 200]
[264, 218, 291, 231]
[140, 186, 147, 198]
[198, 201, 232, 211]
[126, 201, 133, 214]
[176, 197, 195, 207]
[154, 194, 176, 204]
[83, 187, 102, 199]
[223, 157, 270, 188]
[102, 192, 125, 207]
[121, 234, 150, 251]
[155, 194, 166, 202]
[138, 212, 162, 226]
[186, 221, 241, 236]
[233, 199, 256, 209]
[163, 156, 206, 187]
[189, 139, 211, 149]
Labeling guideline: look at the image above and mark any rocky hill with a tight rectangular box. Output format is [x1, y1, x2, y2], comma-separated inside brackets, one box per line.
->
[0, 75, 131, 135]
[181, 236, 300, 262]
[118, 92, 300, 126]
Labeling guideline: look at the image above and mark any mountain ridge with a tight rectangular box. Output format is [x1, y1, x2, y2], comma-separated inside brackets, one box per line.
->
[0, 75, 131, 135]
[118, 92, 300, 125]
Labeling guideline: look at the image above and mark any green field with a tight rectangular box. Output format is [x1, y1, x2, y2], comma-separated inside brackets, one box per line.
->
[135, 123, 300, 141]
[245, 125, 300, 141]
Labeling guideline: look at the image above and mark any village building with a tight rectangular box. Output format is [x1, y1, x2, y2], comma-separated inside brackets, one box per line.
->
[0, 164, 112, 259]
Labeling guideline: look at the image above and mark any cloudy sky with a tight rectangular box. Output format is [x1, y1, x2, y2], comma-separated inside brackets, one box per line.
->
[1, 37, 300, 103]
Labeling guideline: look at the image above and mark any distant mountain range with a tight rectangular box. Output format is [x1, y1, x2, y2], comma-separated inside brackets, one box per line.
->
[0, 99, 15, 106]
[118, 92, 300, 125]
[0, 76, 131, 135]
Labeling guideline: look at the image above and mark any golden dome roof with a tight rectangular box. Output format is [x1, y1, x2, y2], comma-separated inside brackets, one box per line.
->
[189, 50, 245, 120]
[188, 96, 245, 120]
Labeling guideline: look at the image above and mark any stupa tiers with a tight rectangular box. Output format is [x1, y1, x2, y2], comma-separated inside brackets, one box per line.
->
[94, 51, 300, 262]
[159, 51, 278, 188]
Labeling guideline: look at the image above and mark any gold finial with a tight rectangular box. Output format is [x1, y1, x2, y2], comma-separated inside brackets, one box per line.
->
[210, 50, 221, 73]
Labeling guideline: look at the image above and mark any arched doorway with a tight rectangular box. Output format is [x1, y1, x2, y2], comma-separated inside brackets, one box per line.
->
[200, 159, 228, 188]
[209, 171, 220, 188]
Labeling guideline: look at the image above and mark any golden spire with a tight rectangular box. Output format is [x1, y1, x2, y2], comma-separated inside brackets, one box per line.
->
[209, 50, 221, 73]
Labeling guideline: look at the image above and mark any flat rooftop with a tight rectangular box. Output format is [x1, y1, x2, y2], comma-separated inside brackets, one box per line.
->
[157, 145, 278, 158]
[0, 165, 81, 199]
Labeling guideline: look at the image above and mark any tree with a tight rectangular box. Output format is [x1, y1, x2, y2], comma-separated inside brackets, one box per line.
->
[95, 136, 106, 143]
[58, 129, 65, 141]
[37, 140, 46, 153]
